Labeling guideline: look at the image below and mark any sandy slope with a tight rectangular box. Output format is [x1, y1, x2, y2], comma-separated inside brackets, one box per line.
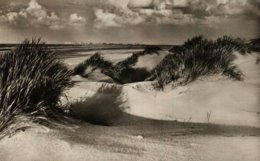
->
[65, 52, 260, 127]
[124, 52, 260, 127]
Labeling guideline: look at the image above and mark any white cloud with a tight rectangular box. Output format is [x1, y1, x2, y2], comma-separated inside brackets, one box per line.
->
[95, 0, 260, 28]
[127, 0, 154, 8]
[69, 13, 86, 26]
[24, 0, 63, 29]
[0, 12, 18, 24]
[172, 0, 189, 7]
[154, 9, 194, 25]
[95, 9, 120, 27]
[6, 12, 18, 23]
[0, 0, 64, 30]
[0, 15, 7, 22]
[94, 8, 145, 28]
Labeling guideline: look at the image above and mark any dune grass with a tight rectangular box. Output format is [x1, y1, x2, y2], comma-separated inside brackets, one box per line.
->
[73, 36, 249, 88]
[73, 53, 122, 83]
[73, 46, 162, 84]
[152, 36, 247, 88]
[73, 53, 113, 75]
[115, 46, 160, 68]
[0, 39, 73, 137]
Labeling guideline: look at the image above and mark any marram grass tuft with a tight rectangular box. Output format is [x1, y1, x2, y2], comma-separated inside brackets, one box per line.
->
[0, 39, 73, 136]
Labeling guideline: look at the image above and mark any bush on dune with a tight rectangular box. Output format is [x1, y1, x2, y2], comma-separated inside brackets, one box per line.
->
[116, 46, 161, 68]
[73, 53, 122, 83]
[117, 67, 151, 84]
[170, 36, 249, 55]
[144, 46, 162, 54]
[73, 53, 113, 76]
[0, 39, 73, 136]
[73, 46, 162, 84]
[111, 46, 161, 83]
[152, 36, 247, 88]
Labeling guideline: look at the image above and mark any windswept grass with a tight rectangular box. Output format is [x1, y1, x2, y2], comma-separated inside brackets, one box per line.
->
[73, 53, 113, 75]
[152, 36, 247, 88]
[73, 53, 122, 83]
[0, 39, 73, 137]
[111, 46, 161, 83]
[73, 46, 162, 84]
[116, 46, 160, 68]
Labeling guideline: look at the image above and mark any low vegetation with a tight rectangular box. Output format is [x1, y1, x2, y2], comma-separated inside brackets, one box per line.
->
[0, 39, 73, 136]
[73, 46, 162, 84]
[73, 53, 113, 75]
[73, 37, 250, 88]
[116, 46, 161, 68]
[152, 36, 247, 88]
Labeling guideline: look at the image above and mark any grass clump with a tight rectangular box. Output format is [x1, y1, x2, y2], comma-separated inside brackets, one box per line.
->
[0, 39, 73, 136]
[111, 46, 161, 83]
[73, 53, 122, 82]
[152, 36, 246, 88]
[116, 46, 160, 68]
[73, 53, 113, 75]
[144, 46, 162, 54]
[73, 46, 162, 84]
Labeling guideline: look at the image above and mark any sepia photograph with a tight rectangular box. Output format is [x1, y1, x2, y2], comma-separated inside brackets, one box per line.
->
[0, 0, 259, 161]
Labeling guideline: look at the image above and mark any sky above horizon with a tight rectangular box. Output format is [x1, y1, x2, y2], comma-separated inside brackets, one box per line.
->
[0, 0, 259, 44]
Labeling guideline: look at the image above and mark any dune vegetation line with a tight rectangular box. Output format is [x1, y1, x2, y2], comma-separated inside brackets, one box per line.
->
[73, 46, 162, 84]
[73, 36, 255, 88]
[151, 36, 249, 87]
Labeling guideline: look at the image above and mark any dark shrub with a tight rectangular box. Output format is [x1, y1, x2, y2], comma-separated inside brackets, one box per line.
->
[118, 67, 151, 84]
[249, 38, 260, 52]
[144, 46, 162, 54]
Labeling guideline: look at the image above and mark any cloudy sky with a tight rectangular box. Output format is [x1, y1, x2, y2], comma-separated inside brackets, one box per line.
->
[0, 0, 259, 44]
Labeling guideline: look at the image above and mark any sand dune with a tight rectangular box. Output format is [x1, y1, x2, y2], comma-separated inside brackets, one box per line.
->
[65, 52, 260, 127]
[1, 50, 259, 161]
